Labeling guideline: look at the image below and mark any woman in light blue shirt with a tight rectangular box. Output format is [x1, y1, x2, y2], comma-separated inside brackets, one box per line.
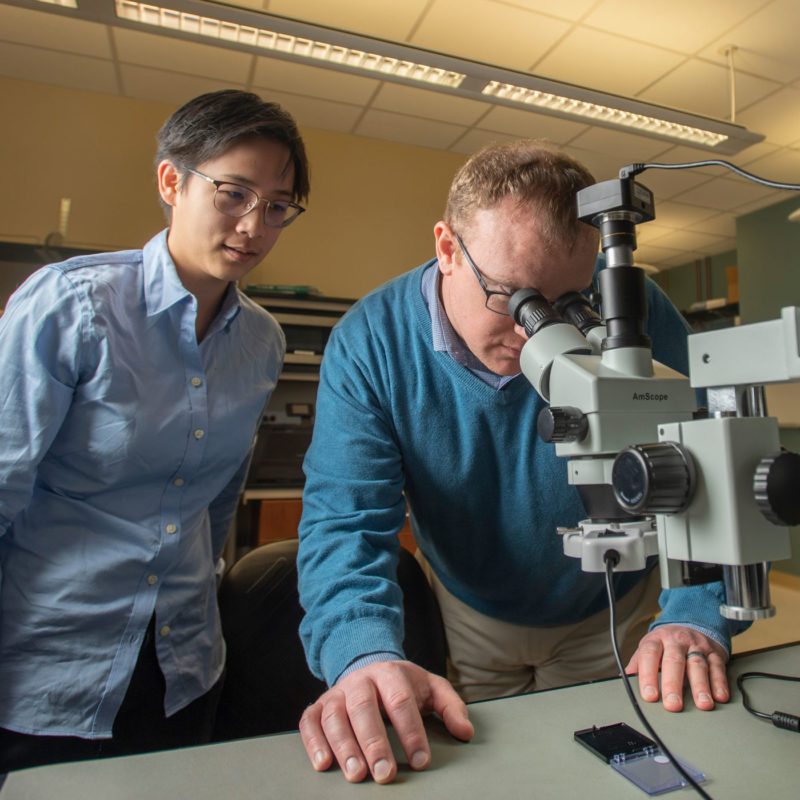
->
[0, 89, 308, 771]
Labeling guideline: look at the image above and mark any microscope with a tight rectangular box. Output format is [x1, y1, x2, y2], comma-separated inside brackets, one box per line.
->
[510, 173, 799, 622]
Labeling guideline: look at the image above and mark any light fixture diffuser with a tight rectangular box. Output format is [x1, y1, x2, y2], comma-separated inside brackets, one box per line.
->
[115, 1, 466, 87]
[482, 82, 728, 148]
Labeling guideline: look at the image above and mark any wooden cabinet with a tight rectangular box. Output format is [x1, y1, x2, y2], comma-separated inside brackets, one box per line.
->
[252, 497, 416, 552]
[256, 498, 304, 546]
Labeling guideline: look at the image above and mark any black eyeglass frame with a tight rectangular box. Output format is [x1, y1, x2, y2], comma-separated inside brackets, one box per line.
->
[453, 231, 513, 316]
[184, 167, 306, 228]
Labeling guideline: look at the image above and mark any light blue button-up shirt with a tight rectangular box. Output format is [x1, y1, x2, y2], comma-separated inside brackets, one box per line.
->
[0, 230, 284, 737]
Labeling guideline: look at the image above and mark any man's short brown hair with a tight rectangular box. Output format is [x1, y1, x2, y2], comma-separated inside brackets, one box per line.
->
[444, 140, 598, 252]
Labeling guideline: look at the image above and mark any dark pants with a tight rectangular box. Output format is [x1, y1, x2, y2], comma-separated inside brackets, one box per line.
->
[0, 616, 224, 774]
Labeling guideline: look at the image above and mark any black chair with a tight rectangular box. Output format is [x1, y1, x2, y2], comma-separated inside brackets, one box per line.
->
[212, 538, 447, 742]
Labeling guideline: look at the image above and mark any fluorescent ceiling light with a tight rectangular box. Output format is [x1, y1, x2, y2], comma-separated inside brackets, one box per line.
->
[115, 1, 465, 87]
[22, 0, 765, 154]
[482, 81, 727, 148]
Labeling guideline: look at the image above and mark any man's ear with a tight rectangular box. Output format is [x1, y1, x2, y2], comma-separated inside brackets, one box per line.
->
[434, 221, 458, 276]
[157, 160, 181, 209]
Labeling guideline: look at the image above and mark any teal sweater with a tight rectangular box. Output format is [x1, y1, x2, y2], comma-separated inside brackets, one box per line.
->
[298, 260, 738, 685]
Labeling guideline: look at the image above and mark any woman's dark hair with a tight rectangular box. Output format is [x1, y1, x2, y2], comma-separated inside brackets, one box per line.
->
[155, 89, 309, 204]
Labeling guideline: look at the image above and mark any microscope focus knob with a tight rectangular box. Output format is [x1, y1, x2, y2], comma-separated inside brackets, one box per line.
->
[538, 406, 588, 443]
[753, 451, 800, 526]
[612, 442, 696, 515]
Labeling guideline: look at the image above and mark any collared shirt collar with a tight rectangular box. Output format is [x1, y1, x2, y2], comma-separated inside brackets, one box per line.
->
[142, 229, 241, 330]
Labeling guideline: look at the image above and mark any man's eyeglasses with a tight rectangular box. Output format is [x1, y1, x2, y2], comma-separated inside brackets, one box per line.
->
[185, 167, 305, 228]
[453, 232, 512, 316]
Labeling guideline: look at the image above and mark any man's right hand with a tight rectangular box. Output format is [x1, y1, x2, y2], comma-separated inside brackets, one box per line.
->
[298, 660, 474, 784]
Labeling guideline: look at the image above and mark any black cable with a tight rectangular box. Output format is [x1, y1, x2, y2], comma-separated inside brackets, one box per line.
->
[603, 552, 713, 799]
[736, 671, 800, 732]
[619, 160, 800, 191]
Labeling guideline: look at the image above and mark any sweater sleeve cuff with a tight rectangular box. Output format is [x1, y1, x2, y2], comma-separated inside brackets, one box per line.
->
[320, 615, 405, 687]
[650, 582, 750, 656]
[334, 651, 404, 685]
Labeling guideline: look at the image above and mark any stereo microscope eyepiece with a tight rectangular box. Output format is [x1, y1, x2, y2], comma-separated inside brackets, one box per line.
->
[509, 288, 564, 338]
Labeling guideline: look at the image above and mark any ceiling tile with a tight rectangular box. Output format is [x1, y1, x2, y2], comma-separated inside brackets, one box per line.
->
[634, 169, 712, 203]
[371, 83, 490, 126]
[568, 126, 676, 162]
[703, 237, 738, 255]
[559, 145, 627, 182]
[642, 228, 728, 254]
[266, 0, 431, 41]
[671, 175, 777, 211]
[119, 64, 244, 108]
[740, 147, 800, 184]
[255, 90, 365, 134]
[635, 242, 692, 266]
[447, 129, 518, 155]
[532, 28, 684, 97]
[651, 200, 720, 229]
[638, 58, 779, 122]
[734, 188, 798, 216]
[719, 141, 781, 168]
[0, 3, 111, 58]
[478, 106, 589, 143]
[252, 56, 380, 104]
[650, 143, 735, 173]
[0, 41, 118, 95]
[355, 109, 465, 150]
[701, 0, 800, 82]
[584, 0, 765, 54]
[701, 44, 800, 85]
[485, 0, 598, 21]
[737, 95, 794, 138]
[411, 0, 572, 71]
[687, 212, 737, 237]
[113, 28, 253, 84]
[635, 223, 678, 244]
[645, 143, 788, 182]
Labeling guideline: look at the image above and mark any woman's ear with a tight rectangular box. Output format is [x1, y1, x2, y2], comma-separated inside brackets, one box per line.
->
[157, 160, 181, 209]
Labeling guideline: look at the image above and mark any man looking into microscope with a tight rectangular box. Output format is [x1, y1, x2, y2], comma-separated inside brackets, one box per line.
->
[297, 140, 740, 784]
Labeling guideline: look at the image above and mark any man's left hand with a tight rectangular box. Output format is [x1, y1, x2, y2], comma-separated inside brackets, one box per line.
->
[625, 625, 729, 712]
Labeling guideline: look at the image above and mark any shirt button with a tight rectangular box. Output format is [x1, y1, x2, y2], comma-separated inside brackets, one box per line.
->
[159, 625, 171, 637]
[147, 574, 158, 585]
[191, 377, 203, 387]
[165, 523, 178, 534]
[173, 477, 185, 487]
[194, 429, 205, 440]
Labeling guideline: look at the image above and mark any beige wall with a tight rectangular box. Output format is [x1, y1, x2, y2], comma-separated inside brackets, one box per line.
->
[0, 76, 467, 299]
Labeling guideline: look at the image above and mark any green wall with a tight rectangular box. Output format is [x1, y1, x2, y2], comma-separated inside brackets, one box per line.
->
[737, 196, 800, 576]
[736, 194, 800, 323]
[654, 250, 737, 314]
